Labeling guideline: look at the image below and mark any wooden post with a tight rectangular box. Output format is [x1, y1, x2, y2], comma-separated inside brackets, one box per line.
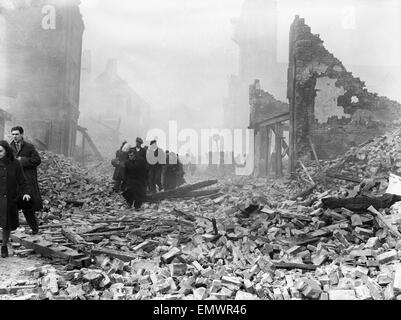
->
[299, 160, 315, 185]
[275, 123, 283, 177]
[289, 56, 297, 177]
[308, 136, 321, 169]
[266, 126, 272, 176]
[81, 132, 86, 162]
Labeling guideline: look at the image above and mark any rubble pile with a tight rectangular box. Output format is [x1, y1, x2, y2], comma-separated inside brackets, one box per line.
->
[37, 152, 114, 221]
[4, 183, 401, 300]
[2, 130, 401, 300]
[299, 129, 401, 190]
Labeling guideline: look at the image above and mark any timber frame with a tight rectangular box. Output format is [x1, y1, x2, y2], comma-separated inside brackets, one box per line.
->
[250, 112, 290, 178]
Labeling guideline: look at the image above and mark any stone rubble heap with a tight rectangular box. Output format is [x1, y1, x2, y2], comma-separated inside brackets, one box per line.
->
[2, 129, 401, 300]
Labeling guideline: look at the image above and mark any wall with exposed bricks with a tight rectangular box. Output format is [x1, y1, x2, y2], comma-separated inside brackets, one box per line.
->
[287, 16, 401, 160]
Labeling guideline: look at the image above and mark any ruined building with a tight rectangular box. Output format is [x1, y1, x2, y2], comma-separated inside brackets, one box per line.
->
[79, 59, 151, 158]
[224, 0, 287, 130]
[249, 80, 289, 177]
[0, 0, 84, 156]
[287, 15, 401, 172]
[251, 16, 401, 177]
[227, 0, 401, 135]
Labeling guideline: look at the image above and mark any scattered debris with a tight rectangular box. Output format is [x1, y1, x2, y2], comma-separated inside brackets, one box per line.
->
[3, 130, 401, 301]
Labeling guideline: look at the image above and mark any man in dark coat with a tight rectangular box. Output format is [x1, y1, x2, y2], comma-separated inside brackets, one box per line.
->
[122, 149, 148, 211]
[0, 140, 31, 258]
[10, 126, 43, 234]
[112, 141, 129, 192]
[147, 140, 165, 193]
[133, 137, 147, 160]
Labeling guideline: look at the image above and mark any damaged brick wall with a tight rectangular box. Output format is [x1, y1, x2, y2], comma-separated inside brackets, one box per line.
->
[249, 80, 289, 126]
[1, 0, 84, 157]
[287, 16, 401, 161]
[249, 80, 289, 176]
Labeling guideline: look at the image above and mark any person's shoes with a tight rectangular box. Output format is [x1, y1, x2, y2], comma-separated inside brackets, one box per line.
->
[1, 246, 8, 258]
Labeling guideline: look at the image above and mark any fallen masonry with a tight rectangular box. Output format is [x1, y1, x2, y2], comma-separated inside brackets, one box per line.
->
[2, 131, 401, 301]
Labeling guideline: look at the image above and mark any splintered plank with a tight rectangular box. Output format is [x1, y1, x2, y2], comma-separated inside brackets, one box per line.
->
[62, 227, 87, 244]
[0, 231, 89, 266]
[325, 172, 362, 184]
[273, 262, 317, 271]
[368, 206, 401, 239]
[90, 247, 138, 262]
[147, 180, 218, 202]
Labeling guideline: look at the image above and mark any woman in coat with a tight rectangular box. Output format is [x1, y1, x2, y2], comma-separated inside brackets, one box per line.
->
[0, 141, 31, 258]
[122, 149, 148, 211]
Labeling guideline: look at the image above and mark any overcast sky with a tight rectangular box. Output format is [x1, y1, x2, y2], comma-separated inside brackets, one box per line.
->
[80, 0, 401, 120]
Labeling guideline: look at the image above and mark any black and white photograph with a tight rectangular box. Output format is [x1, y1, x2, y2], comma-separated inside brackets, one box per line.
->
[1, 0, 401, 307]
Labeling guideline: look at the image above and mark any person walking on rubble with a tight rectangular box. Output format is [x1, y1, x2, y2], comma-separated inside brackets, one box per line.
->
[112, 141, 130, 192]
[10, 127, 43, 235]
[147, 140, 165, 194]
[122, 148, 148, 211]
[0, 141, 31, 258]
[133, 137, 147, 159]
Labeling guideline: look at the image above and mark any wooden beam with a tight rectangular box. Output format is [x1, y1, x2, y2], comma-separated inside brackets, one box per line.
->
[90, 247, 139, 262]
[0, 231, 90, 267]
[282, 145, 290, 158]
[271, 125, 290, 158]
[147, 180, 218, 202]
[81, 131, 86, 160]
[266, 127, 272, 176]
[308, 136, 321, 169]
[251, 112, 290, 129]
[299, 160, 315, 185]
[82, 130, 103, 161]
[325, 172, 362, 184]
[178, 189, 221, 200]
[275, 123, 283, 177]
[273, 262, 317, 271]
[289, 56, 297, 176]
[62, 227, 88, 245]
[368, 206, 401, 239]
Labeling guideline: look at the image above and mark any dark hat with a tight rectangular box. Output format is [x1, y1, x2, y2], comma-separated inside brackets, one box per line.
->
[136, 137, 143, 144]
[150, 140, 157, 145]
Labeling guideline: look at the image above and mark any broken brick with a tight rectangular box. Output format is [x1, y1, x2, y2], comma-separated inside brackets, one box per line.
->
[301, 279, 322, 299]
[393, 265, 401, 293]
[169, 263, 187, 277]
[377, 250, 398, 265]
[235, 291, 258, 300]
[329, 289, 357, 300]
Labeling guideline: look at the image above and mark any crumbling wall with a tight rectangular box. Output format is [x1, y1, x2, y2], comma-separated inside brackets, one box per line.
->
[249, 80, 289, 126]
[287, 16, 401, 160]
[249, 80, 289, 176]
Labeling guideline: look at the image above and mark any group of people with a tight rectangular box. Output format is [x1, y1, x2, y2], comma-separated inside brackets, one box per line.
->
[111, 138, 185, 211]
[0, 126, 43, 258]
